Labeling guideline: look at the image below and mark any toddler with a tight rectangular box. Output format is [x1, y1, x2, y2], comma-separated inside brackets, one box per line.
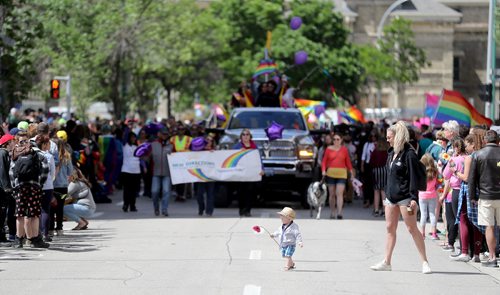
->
[271, 207, 303, 270]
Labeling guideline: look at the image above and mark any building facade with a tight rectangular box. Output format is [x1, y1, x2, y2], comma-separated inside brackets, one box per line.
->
[338, 0, 494, 120]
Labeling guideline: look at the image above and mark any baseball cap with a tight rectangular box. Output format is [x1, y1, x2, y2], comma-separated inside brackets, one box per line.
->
[0, 134, 14, 146]
[56, 130, 68, 142]
[9, 128, 19, 136]
[17, 121, 29, 130]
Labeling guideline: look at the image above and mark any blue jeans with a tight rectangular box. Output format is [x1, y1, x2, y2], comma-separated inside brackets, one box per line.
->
[152, 176, 171, 213]
[64, 203, 95, 222]
[195, 182, 215, 215]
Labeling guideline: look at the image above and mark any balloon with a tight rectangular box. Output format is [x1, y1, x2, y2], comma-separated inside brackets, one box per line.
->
[265, 121, 285, 141]
[134, 142, 152, 157]
[216, 114, 226, 122]
[190, 136, 207, 151]
[290, 17, 302, 30]
[145, 122, 162, 136]
[314, 105, 326, 117]
[294, 50, 308, 65]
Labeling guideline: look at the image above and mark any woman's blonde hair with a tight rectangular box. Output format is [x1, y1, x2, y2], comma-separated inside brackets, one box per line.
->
[70, 167, 92, 189]
[387, 121, 409, 154]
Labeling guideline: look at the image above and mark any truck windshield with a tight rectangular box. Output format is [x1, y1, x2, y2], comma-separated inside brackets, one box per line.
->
[228, 111, 306, 130]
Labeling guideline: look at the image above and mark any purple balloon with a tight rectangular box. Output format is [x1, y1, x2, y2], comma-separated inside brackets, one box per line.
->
[294, 50, 308, 65]
[134, 142, 152, 157]
[216, 114, 226, 122]
[314, 105, 326, 117]
[145, 122, 162, 136]
[190, 136, 207, 151]
[290, 17, 302, 30]
[265, 121, 285, 141]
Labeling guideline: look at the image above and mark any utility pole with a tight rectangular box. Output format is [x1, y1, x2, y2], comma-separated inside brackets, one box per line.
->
[486, 0, 496, 120]
[54, 75, 71, 120]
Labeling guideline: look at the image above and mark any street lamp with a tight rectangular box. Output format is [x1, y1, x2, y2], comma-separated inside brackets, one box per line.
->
[376, 0, 409, 43]
[375, 0, 409, 112]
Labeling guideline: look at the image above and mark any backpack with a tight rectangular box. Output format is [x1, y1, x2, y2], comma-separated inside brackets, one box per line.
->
[14, 150, 41, 182]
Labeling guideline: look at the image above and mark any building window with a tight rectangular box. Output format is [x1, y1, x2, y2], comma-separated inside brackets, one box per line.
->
[453, 57, 460, 82]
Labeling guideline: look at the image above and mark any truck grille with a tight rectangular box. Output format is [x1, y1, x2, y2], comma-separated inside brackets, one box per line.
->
[254, 140, 296, 158]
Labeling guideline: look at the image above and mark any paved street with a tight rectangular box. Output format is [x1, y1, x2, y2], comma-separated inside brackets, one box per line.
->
[1, 191, 500, 295]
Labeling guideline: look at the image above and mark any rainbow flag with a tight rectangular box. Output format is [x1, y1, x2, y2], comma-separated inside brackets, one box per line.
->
[345, 106, 366, 123]
[252, 59, 277, 79]
[432, 89, 493, 127]
[294, 98, 326, 108]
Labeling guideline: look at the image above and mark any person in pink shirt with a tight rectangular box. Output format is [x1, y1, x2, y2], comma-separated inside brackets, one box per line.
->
[441, 138, 466, 252]
[419, 154, 439, 240]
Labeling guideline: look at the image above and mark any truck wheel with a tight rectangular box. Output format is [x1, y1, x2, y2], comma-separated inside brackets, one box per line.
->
[215, 183, 232, 208]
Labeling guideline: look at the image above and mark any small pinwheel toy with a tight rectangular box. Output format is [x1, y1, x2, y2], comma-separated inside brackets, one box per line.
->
[252, 225, 279, 246]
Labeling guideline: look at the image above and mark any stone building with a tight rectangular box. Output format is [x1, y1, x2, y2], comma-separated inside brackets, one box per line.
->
[337, 0, 494, 119]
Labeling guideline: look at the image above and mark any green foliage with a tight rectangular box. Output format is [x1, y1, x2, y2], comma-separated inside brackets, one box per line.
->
[358, 45, 394, 89]
[21, 0, 366, 119]
[208, 0, 363, 106]
[0, 0, 44, 115]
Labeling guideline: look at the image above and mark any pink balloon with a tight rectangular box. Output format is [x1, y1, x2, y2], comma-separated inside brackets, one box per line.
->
[294, 50, 308, 65]
[290, 17, 302, 30]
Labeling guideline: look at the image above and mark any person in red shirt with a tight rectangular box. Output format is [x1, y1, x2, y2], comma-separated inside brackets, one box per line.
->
[321, 134, 354, 219]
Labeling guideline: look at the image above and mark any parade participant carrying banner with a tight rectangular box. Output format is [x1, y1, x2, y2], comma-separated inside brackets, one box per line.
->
[168, 150, 262, 185]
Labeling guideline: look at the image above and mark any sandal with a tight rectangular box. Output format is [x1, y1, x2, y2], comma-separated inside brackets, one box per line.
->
[72, 220, 89, 230]
[284, 263, 296, 271]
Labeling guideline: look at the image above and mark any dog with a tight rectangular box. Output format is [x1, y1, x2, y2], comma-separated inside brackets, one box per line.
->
[307, 181, 327, 219]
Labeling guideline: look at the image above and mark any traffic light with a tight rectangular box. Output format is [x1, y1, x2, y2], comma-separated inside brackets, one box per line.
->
[479, 83, 492, 102]
[50, 79, 60, 99]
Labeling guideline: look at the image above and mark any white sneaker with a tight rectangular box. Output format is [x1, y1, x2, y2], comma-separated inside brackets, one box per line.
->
[450, 254, 470, 262]
[370, 260, 391, 271]
[422, 261, 432, 274]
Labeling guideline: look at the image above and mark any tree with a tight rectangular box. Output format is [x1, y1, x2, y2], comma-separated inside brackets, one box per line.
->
[0, 0, 43, 116]
[377, 17, 428, 109]
[208, 0, 364, 106]
[136, 0, 232, 116]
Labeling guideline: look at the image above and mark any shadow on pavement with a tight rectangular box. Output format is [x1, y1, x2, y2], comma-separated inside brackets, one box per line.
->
[90, 190, 387, 221]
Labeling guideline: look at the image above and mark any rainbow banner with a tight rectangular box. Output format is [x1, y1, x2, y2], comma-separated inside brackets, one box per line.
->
[433, 89, 493, 127]
[168, 150, 262, 185]
[252, 59, 278, 79]
[294, 98, 326, 108]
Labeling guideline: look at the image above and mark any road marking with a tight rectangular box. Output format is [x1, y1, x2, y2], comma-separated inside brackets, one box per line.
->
[243, 284, 261, 295]
[91, 212, 104, 218]
[249, 250, 262, 260]
[115, 201, 124, 207]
